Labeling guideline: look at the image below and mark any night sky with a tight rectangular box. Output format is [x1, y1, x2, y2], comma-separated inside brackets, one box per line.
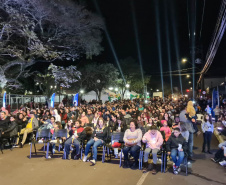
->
[84, 0, 225, 90]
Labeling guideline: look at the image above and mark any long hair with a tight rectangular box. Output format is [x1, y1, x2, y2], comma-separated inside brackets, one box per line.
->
[97, 117, 105, 130]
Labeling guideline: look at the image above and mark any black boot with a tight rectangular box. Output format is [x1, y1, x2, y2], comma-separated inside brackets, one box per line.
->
[152, 164, 157, 175]
[123, 160, 129, 168]
[131, 160, 139, 170]
[142, 162, 149, 173]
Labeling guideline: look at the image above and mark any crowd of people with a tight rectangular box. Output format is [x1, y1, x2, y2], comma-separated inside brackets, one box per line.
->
[0, 96, 226, 175]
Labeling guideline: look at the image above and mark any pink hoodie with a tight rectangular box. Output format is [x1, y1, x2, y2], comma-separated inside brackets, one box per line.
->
[160, 126, 171, 141]
[142, 131, 163, 149]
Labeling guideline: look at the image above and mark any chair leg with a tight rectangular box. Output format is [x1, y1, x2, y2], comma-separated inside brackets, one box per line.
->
[29, 143, 32, 159]
[164, 153, 167, 173]
[119, 148, 122, 167]
[161, 152, 163, 173]
[34, 143, 37, 155]
[46, 142, 49, 159]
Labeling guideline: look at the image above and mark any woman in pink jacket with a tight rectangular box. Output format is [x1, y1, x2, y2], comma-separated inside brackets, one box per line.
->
[142, 125, 163, 174]
[160, 120, 171, 141]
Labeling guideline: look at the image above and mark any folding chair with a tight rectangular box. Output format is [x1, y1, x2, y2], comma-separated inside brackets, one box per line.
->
[29, 129, 51, 159]
[50, 129, 68, 159]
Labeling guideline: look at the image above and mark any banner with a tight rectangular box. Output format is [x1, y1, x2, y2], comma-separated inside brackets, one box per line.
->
[3, 91, 6, 108]
[73, 93, 79, 106]
[50, 93, 55, 108]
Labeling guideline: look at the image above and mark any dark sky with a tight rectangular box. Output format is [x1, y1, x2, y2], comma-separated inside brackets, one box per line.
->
[85, 0, 225, 90]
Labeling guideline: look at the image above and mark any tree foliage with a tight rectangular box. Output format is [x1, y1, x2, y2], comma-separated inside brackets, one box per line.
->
[80, 63, 119, 100]
[0, 0, 104, 88]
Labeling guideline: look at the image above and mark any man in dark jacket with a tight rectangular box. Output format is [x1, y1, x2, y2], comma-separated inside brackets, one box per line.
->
[0, 111, 10, 137]
[1, 115, 18, 138]
[166, 128, 187, 175]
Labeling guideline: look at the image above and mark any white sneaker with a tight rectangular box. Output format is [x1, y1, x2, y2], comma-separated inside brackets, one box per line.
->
[50, 140, 57, 144]
[90, 159, 96, 165]
[219, 160, 226, 166]
[38, 139, 43, 143]
[83, 155, 88, 162]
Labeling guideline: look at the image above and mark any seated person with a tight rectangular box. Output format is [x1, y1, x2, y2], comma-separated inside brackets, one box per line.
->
[211, 141, 226, 165]
[83, 118, 107, 165]
[65, 120, 84, 159]
[19, 111, 39, 148]
[1, 115, 18, 140]
[166, 128, 187, 175]
[142, 125, 163, 174]
[0, 111, 10, 137]
[160, 120, 171, 141]
[122, 120, 142, 169]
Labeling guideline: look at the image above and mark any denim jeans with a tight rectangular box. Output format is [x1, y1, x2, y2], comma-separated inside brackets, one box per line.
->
[85, 139, 104, 161]
[144, 148, 159, 164]
[65, 137, 80, 156]
[123, 145, 141, 162]
[202, 131, 212, 151]
[188, 132, 193, 157]
[171, 149, 184, 167]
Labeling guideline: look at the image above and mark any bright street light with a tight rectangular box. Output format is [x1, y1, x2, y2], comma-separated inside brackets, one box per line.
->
[147, 92, 149, 95]
[115, 88, 118, 92]
[156, 89, 159, 92]
[189, 81, 191, 84]
[50, 85, 53, 89]
[80, 90, 84, 94]
[186, 75, 190, 78]
[190, 87, 192, 90]
[182, 58, 187, 63]
[185, 94, 188, 97]
[109, 87, 113, 91]
[126, 84, 130, 88]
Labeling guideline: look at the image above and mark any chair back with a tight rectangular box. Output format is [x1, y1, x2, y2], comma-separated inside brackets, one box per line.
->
[52, 129, 67, 139]
[111, 132, 124, 143]
[36, 129, 51, 140]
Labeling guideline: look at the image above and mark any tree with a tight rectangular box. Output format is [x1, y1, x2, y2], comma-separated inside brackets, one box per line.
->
[117, 57, 151, 96]
[80, 63, 119, 100]
[33, 64, 81, 99]
[0, 0, 104, 89]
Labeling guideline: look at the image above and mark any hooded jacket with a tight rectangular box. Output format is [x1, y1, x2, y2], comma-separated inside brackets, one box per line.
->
[53, 109, 61, 122]
[166, 133, 188, 152]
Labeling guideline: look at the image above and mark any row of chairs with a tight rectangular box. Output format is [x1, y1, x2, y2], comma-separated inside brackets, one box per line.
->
[28, 128, 188, 175]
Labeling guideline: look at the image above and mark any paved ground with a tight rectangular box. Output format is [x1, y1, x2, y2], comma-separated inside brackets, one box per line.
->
[0, 132, 226, 185]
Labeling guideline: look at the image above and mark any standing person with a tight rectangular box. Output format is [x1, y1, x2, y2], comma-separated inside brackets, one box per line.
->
[160, 120, 171, 141]
[213, 105, 220, 122]
[201, 115, 214, 154]
[122, 120, 142, 169]
[179, 105, 195, 161]
[142, 125, 163, 174]
[166, 128, 187, 175]
[205, 105, 212, 116]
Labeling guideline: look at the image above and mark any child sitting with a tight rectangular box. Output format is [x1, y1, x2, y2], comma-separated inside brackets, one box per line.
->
[166, 128, 187, 175]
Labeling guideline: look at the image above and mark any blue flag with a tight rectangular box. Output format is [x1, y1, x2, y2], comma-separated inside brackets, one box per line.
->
[50, 93, 55, 108]
[73, 93, 79, 106]
[3, 91, 6, 108]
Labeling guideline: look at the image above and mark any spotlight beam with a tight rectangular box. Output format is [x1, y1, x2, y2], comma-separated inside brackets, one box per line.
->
[170, 1, 183, 95]
[155, 0, 165, 101]
[131, 0, 145, 87]
[164, 1, 173, 95]
[93, 0, 126, 84]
